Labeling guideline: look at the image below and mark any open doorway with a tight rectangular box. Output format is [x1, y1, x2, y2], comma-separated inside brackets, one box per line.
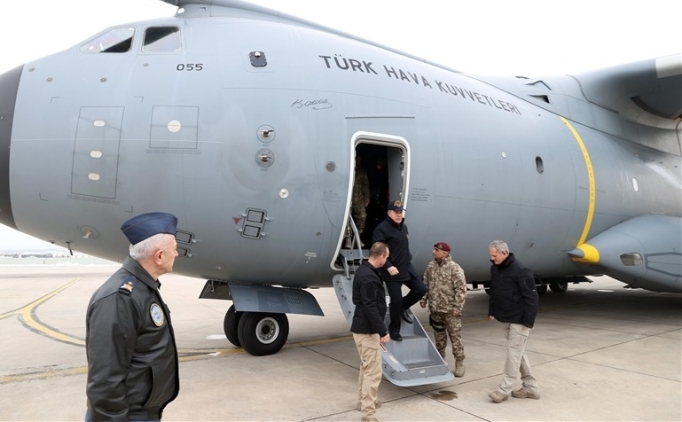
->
[345, 139, 409, 250]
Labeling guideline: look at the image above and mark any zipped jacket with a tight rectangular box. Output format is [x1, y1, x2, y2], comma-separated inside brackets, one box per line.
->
[86, 257, 179, 421]
[488, 253, 538, 328]
[351, 261, 388, 337]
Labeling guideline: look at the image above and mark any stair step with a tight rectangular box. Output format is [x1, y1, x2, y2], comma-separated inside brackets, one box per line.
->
[403, 359, 445, 370]
[332, 274, 454, 387]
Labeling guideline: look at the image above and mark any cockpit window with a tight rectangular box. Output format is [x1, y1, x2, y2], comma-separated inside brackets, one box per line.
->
[143, 27, 182, 53]
[80, 27, 135, 53]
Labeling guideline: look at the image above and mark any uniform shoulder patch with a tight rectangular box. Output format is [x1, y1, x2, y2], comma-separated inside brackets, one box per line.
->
[118, 277, 138, 295]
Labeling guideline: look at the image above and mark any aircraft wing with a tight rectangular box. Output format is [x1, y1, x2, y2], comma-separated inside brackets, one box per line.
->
[566, 56, 682, 293]
[573, 54, 682, 124]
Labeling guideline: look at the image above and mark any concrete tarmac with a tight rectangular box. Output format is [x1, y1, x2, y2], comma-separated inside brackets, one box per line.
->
[0, 265, 680, 421]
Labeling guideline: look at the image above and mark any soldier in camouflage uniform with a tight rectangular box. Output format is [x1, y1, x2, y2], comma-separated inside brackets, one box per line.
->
[420, 241, 467, 377]
[345, 155, 370, 248]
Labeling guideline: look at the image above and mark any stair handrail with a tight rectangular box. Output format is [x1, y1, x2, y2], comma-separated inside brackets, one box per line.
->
[343, 216, 366, 278]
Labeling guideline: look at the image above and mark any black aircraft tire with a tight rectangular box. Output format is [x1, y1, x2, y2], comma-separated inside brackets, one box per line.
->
[550, 281, 568, 293]
[237, 312, 289, 356]
[223, 305, 242, 347]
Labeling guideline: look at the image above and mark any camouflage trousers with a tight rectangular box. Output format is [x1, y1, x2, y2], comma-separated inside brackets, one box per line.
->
[429, 311, 465, 361]
[345, 204, 367, 239]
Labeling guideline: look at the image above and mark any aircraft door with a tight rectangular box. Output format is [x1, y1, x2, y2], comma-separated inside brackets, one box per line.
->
[340, 130, 411, 255]
[386, 146, 406, 202]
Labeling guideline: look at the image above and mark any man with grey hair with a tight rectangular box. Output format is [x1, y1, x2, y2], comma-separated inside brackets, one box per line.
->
[85, 212, 180, 421]
[487, 240, 540, 404]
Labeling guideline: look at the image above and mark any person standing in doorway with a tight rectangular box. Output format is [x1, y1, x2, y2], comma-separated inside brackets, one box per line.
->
[345, 155, 371, 248]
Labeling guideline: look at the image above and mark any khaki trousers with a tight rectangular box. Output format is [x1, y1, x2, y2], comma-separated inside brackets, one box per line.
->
[353, 333, 382, 421]
[498, 323, 539, 395]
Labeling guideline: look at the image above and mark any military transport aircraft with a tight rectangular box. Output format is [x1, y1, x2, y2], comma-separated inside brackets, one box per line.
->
[0, 0, 680, 385]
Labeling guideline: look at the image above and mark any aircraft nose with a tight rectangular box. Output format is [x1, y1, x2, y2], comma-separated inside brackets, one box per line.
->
[0, 65, 22, 230]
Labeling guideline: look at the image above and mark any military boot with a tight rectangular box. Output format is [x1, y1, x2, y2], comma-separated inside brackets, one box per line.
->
[454, 360, 465, 377]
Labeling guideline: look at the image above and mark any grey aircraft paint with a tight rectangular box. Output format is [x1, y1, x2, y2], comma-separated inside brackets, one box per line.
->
[0, 0, 679, 368]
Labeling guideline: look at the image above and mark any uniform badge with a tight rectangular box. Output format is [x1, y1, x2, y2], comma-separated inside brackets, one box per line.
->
[118, 278, 137, 295]
[150, 303, 165, 327]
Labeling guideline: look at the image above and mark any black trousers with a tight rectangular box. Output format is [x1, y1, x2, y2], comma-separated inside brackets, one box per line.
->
[385, 274, 426, 335]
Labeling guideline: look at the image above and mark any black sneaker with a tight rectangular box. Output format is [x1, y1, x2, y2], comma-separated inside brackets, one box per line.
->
[390, 332, 402, 341]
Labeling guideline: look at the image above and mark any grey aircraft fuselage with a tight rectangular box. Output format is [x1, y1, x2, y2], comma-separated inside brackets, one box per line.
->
[0, 2, 680, 307]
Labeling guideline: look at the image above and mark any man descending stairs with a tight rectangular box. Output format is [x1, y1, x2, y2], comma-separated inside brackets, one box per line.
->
[335, 243, 454, 387]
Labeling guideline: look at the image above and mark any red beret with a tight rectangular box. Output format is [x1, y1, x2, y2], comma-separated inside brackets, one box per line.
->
[434, 242, 451, 252]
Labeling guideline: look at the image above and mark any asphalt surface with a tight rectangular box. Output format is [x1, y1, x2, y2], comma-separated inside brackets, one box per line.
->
[0, 265, 680, 421]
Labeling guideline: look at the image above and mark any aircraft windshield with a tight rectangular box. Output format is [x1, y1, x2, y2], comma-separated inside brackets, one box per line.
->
[143, 27, 181, 53]
[80, 27, 135, 53]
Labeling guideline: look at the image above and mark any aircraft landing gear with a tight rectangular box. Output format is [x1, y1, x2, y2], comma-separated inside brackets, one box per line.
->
[206, 283, 321, 356]
[223, 306, 290, 355]
[223, 305, 242, 347]
[550, 280, 568, 293]
[534, 275, 548, 295]
[237, 311, 289, 356]
[474, 277, 583, 297]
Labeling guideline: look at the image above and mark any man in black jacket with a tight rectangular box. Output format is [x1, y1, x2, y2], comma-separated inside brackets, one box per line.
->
[85, 212, 180, 421]
[372, 199, 426, 341]
[351, 242, 391, 422]
[487, 240, 540, 404]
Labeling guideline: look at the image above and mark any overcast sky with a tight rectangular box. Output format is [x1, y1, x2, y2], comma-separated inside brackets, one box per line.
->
[0, 0, 680, 249]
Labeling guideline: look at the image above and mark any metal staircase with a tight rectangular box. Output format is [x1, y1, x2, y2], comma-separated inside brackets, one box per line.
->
[334, 221, 454, 387]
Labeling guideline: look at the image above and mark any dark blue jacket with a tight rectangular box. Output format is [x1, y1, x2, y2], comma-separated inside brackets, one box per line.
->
[488, 253, 538, 328]
[351, 261, 388, 337]
[372, 217, 418, 282]
[86, 257, 179, 421]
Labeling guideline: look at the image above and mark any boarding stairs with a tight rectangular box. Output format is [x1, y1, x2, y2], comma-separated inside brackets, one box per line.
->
[333, 220, 454, 387]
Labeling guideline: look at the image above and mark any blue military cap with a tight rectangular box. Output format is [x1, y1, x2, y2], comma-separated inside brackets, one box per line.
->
[387, 199, 405, 212]
[120, 212, 178, 245]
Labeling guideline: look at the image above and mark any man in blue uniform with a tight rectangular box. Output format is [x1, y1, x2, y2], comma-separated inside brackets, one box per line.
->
[487, 240, 540, 403]
[85, 212, 180, 421]
[351, 242, 391, 422]
[372, 199, 426, 341]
